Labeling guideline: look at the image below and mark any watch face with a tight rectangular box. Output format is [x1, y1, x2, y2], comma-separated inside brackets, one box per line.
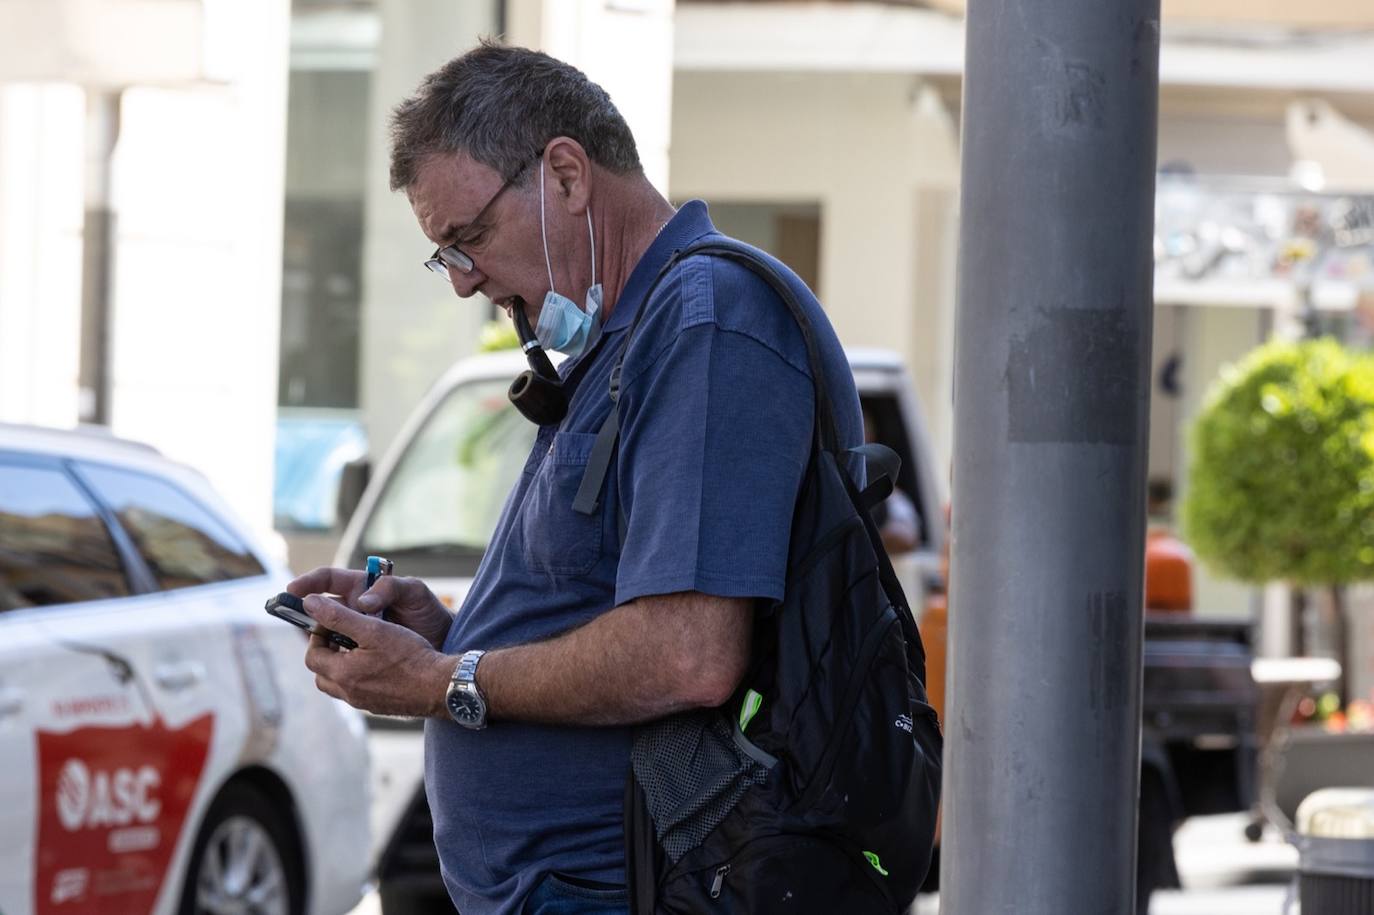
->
[447, 688, 485, 728]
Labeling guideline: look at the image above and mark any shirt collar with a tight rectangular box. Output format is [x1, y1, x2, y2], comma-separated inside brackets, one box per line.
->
[600, 200, 716, 335]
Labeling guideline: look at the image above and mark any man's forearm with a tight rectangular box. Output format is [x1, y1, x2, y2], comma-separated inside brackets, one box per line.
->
[445, 592, 752, 727]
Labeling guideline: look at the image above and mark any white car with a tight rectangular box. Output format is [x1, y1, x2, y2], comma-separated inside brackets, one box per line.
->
[333, 348, 945, 914]
[0, 423, 371, 915]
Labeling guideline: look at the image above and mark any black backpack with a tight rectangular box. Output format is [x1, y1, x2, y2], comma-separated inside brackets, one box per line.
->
[575, 239, 943, 914]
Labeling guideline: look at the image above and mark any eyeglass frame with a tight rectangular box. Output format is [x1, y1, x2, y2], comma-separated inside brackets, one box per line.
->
[424, 154, 539, 280]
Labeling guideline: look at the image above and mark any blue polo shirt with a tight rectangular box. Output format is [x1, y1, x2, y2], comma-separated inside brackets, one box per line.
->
[424, 201, 864, 915]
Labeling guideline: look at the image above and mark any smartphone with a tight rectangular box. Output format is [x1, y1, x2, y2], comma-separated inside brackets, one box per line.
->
[265, 592, 358, 650]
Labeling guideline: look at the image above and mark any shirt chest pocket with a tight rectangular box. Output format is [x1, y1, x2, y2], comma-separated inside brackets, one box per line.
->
[519, 431, 605, 576]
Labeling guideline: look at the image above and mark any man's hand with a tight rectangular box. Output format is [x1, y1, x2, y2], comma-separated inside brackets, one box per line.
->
[299, 594, 456, 718]
[287, 566, 454, 649]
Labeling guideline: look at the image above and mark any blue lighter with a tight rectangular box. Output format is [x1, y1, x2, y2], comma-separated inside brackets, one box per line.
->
[365, 555, 394, 590]
[364, 555, 394, 620]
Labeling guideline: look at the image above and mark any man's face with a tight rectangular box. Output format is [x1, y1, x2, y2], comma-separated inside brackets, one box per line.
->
[408, 151, 552, 326]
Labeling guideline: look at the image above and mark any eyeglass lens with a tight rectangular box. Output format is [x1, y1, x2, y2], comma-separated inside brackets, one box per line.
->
[422, 152, 538, 280]
[427, 246, 476, 279]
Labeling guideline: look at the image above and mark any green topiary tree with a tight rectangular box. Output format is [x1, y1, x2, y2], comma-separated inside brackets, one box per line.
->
[1183, 338, 1374, 702]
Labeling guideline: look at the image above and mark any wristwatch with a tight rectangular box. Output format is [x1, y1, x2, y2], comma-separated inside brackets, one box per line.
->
[445, 649, 488, 730]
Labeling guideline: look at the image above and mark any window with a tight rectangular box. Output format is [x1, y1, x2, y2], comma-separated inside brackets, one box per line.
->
[697, 201, 822, 293]
[79, 465, 265, 591]
[0, 463, 130, 610]
[279, 63, 371, 409]
[353, 377, 537, 576]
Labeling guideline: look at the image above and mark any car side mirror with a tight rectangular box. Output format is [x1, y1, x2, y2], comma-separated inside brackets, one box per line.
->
[335, 457, 371, 530]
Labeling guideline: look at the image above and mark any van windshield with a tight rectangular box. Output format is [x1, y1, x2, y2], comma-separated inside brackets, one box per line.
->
[354, 377, 537, 578]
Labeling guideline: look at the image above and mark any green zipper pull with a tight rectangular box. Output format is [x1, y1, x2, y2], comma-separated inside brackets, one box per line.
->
[738, 689, 763, 732]
[863, 850, 889, 876]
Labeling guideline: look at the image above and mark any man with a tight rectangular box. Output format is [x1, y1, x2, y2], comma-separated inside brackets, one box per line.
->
[288, 42, 863, 915]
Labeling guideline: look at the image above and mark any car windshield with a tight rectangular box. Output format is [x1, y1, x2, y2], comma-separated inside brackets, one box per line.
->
[354, 376, 536, 577]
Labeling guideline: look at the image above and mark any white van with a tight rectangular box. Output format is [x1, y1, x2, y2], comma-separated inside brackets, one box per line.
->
[333, 348, 945, 913]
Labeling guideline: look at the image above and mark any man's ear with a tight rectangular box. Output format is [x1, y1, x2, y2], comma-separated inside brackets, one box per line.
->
[544, 137, 591, 216]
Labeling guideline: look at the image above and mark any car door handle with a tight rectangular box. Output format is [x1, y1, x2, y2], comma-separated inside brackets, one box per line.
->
[154, 660, 206, 692]
[0, 686, 24, 718]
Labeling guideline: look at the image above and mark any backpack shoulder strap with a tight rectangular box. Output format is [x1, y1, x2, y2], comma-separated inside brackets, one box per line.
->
[572, 363, 623, 516]
[849, 442, 901, 512]
[573, 239, 842, 528]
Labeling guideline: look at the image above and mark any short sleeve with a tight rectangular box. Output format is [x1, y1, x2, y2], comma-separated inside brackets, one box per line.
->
[612, 266, 815, 607]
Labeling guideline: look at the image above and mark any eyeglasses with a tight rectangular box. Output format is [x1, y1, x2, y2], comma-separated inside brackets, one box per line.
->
[424, 158, 533, 281]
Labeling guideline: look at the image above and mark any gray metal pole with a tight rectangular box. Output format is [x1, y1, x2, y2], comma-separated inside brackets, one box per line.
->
[943, 0, 1160, 911]
[78, 88, 121, 426]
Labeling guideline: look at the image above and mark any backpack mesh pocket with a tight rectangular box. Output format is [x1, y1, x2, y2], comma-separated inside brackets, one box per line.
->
[630, 710, 770, 862]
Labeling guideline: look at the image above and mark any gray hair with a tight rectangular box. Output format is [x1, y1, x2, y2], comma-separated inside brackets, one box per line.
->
[389, 40, 642, 192]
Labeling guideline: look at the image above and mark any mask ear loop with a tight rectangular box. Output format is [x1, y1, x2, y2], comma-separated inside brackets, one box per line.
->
[587, 208, 596, 289]
[539, 158, 556, 292]
[541, 154, 597, 296]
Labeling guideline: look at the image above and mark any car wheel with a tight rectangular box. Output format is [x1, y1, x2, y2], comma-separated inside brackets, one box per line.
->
[180, 782, 304, 915]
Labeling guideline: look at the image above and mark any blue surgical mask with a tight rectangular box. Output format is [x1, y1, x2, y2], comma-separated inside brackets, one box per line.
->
[534, 160, 602, 357]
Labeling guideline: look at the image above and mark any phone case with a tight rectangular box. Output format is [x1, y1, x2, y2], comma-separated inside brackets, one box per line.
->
[265, 593, 358, 650]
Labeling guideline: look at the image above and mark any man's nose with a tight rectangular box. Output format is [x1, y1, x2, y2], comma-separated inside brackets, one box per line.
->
[449, 267, 483, 299]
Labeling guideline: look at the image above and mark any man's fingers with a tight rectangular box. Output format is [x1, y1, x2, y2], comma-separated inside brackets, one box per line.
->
[356, 574, 398, 614]
[357, 574, 427, 614]
[285, 566, 335, 596]
[304, 637, 340, 675]
[314, 673, 346, 703]
[304, 592, 383, 642]
[287, 566, 365, 601]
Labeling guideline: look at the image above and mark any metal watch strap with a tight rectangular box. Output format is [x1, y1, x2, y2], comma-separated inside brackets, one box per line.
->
[446, 649, 488, 730]
[454, 649, 485, 687]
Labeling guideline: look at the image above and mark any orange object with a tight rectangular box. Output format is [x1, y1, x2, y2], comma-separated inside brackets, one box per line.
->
[1145, 527, 1193, 612]
[919, 595, 949, 723]
[919, 504, 952, 723]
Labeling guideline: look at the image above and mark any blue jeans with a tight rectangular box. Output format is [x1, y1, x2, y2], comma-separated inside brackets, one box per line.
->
[521, 872, 630, 915]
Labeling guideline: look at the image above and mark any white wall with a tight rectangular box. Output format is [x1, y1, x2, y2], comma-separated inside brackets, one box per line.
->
[0, 83, 85, 428]
[670, 70, 961, 470]
[509, 0, 675, 195]
[1157, 110, 1293, 177]
[106, 0, 291, 537]
[0, 1, 291, 541]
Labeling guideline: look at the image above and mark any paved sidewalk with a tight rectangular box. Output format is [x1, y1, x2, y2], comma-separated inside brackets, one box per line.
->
[913, 813, 1296, 914]
[348, 814, 1298, 915]
[1152, 813, 1294, 915]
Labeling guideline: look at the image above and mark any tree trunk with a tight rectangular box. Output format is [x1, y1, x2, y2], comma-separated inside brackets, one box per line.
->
[1291, 587, 1307, 657]
[1330, 584, 1351, 708]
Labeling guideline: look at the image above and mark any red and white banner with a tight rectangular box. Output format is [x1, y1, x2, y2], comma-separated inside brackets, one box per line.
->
[34, 713, 214, 914]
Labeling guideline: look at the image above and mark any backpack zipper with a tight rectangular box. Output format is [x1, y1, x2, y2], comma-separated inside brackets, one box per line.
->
[709, 864, 730, 898]
[684, 834, 896, 910]
[664, 834, 809, 896]
[798, 604, 899, 810]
